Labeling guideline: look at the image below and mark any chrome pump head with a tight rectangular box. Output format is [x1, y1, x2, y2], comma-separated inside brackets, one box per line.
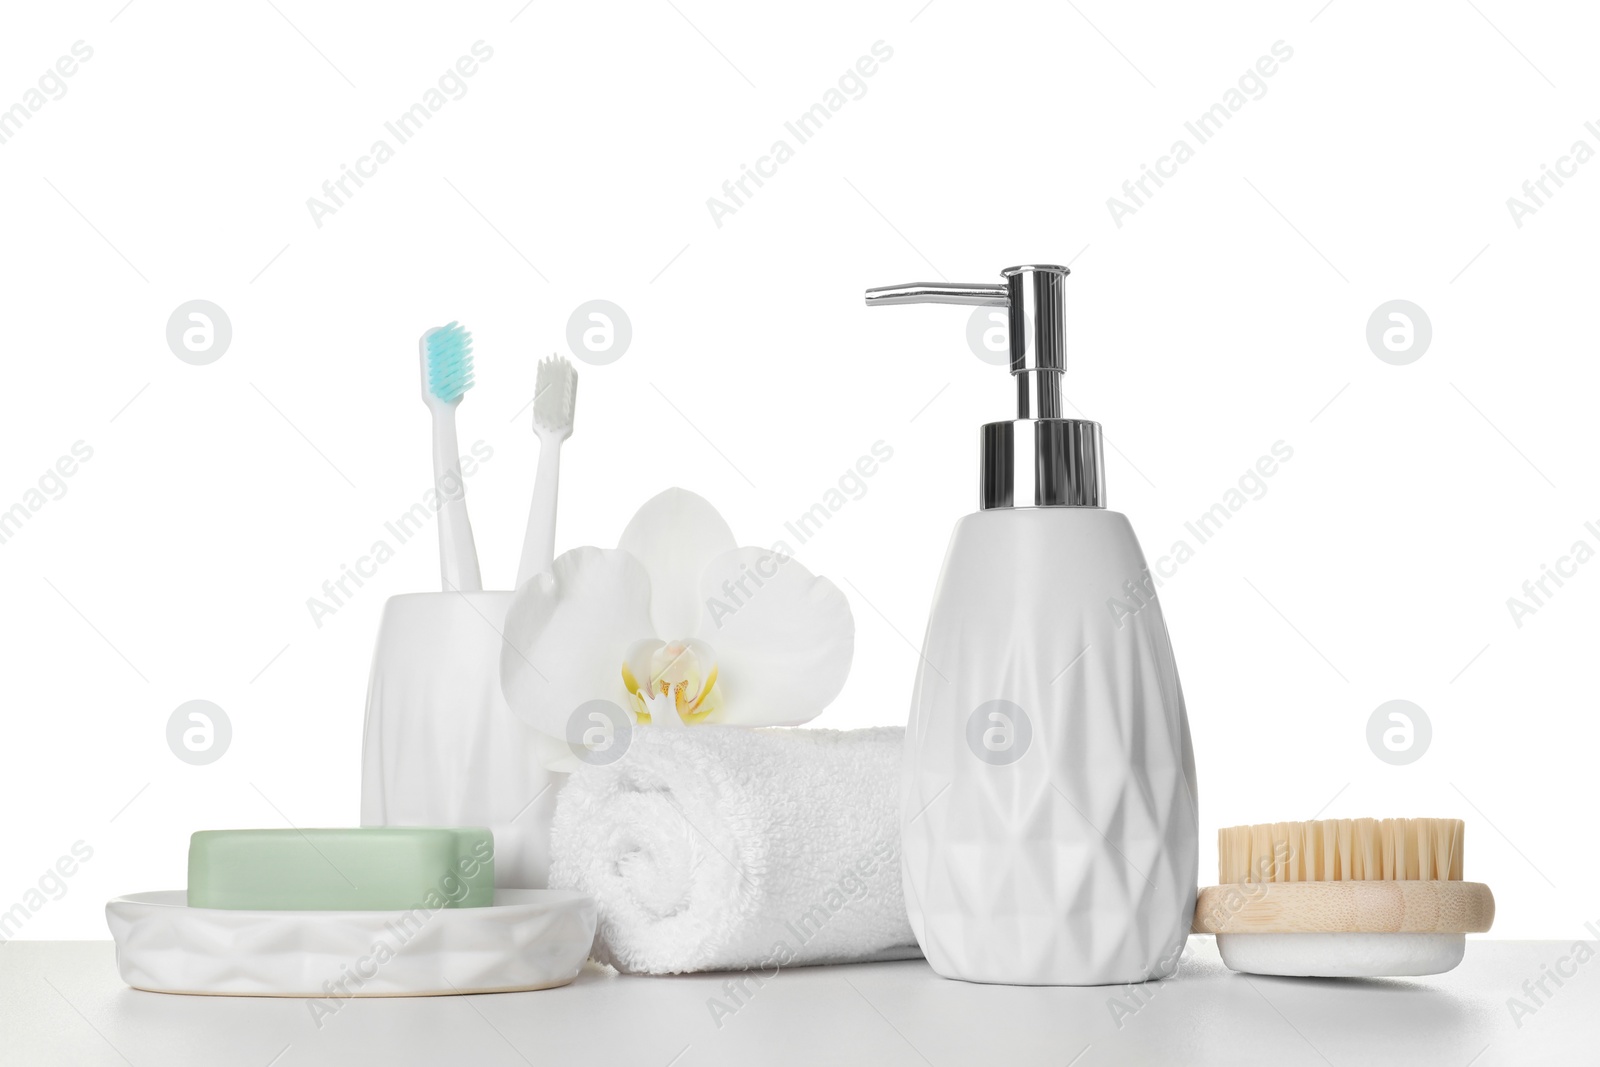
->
[865, 264, 1105, 509]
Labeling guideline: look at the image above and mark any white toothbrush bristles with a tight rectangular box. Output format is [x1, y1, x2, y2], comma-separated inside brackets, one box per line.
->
[534, 355, 577, 438]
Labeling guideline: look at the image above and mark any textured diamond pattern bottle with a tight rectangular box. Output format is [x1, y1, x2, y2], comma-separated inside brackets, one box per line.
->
[867, 266, 1198, 985]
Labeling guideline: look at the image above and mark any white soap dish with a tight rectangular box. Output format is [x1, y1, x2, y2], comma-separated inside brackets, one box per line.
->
[106, 888, 596, 997]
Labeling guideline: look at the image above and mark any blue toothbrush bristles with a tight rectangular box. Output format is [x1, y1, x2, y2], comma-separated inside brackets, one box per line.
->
[425, 321, 475, 403]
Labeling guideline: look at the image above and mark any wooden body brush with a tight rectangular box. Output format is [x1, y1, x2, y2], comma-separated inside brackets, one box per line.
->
[1192, 818, 1495, 977]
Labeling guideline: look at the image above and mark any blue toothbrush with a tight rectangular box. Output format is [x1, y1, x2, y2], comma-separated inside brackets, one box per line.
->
[420, 322, 482, 592]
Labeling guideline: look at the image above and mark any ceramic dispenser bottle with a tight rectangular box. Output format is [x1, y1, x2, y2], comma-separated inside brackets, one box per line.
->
[868, 265, 1197, 986]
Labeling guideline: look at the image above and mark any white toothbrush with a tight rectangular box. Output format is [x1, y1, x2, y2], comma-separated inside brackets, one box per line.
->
[515, 355, 577, 588]
[420, 322, 483, 592]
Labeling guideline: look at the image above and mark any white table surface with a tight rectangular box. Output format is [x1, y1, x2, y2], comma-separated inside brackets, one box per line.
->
[2, 938, 1592, 1065]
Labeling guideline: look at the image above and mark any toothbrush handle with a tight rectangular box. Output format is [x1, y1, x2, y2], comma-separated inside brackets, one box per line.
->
[432, 409, 482, 592]
[515, 436, 561, 589]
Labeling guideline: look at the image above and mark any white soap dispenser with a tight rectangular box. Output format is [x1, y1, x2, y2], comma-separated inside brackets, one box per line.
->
[868, 265, 1197, 986]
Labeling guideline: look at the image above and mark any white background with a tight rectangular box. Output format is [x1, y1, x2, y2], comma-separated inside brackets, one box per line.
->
[1, 0, 1594, 941]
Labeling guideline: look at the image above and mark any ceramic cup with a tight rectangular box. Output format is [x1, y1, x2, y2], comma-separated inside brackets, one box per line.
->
[360, 592, 567, 888]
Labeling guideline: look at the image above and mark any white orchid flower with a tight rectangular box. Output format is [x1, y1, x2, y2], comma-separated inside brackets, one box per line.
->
[500, 489, 854, 756]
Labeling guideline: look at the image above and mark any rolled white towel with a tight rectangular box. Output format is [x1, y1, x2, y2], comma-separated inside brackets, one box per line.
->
[549, 724, 919, 974]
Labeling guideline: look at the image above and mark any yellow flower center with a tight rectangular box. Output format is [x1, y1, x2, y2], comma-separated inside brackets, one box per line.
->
[622, 639, 722, 725]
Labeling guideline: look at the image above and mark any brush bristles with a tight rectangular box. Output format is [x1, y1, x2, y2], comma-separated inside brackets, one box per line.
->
[1219, 818, 1464, 884]
[533, 354, 577, 433]
[425, 322, 474, 403]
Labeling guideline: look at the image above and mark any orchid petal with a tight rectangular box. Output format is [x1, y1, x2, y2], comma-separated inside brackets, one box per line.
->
[617, 488, 737, 639]
[500, 547, 655, 742]
[694, 547, 854, 726]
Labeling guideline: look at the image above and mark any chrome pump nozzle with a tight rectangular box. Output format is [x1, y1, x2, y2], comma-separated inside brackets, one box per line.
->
[865, 265, 1103, 509]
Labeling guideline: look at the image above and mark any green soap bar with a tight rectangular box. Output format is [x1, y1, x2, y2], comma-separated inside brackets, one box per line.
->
[187, 827, 494, 911]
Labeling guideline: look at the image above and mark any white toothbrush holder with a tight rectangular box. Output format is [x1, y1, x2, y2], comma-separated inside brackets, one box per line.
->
[360, 592, 567, 888]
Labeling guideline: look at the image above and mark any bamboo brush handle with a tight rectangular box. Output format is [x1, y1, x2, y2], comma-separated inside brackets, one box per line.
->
[1193, 881, 1495, 934]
